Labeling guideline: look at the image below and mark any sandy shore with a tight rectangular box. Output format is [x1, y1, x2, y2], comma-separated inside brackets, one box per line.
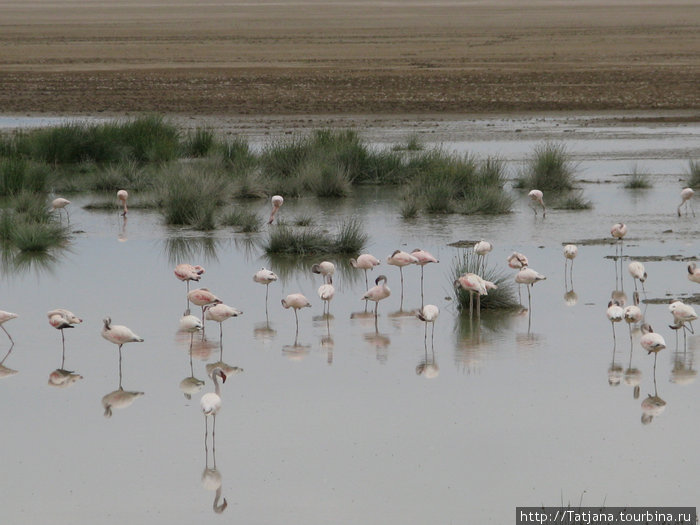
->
[0, 0, 698, 117]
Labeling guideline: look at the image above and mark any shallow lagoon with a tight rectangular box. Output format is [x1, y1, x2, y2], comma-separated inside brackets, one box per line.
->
[1, 115, 699, 524]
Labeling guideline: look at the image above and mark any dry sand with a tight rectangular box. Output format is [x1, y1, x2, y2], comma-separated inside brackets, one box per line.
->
[0, 0, 698, 118]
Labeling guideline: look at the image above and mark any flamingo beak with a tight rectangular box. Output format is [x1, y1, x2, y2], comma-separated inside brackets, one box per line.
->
[220, 371, 227, 383]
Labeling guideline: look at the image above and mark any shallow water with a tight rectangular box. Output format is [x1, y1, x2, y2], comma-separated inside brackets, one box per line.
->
[2, 116, 700, 524]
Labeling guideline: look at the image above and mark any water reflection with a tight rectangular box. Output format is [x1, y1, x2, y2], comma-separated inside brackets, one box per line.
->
[670, 334, 697, 386]
[263, 254, 360, 286]
[162, 235, 221, 266]
[180, 333, 205, 400]
[101, 340, 144, 418]
[118, 216, 128, 242]
[416, 331, 439, 379]
[253, 321, 277, 343]
[313, 314, 334, 364]
[0, 248, 65, 278]
[201, 414, 227, 514]
[0, 344, 18, 379]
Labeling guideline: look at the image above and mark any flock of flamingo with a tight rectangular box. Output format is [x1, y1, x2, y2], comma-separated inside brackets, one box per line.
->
[1, 185, 698, 424]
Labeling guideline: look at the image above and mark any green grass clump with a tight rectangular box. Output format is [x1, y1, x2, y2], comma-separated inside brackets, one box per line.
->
[0, 194, 69, 252]
[515, 142, 576, 191]
[183, 127, 216, 158]
[159, 168, 230, 230]
[451, 250, 520, 311]
[624, 166, 652, 189]
[392, 134, 423, 152]
[400, 195, 420, 219]
[264, 217, 367, 255]
[292, 214, 315, 227]
[220, 208, 262, 233]
[0, 158, 48, 196]
[686, 160, 700, 188]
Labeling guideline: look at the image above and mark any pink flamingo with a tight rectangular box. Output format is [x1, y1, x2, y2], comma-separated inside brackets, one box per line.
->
[687, 263, 700, 284]
[411, 248, 438, 307]
[387, 250, 418, 303]
[455, 273, 494, 318]
[51, 198, 71, 222]
[678, 187, 695, 217]
[188, 288, 222, 325]
[416, 304, 439, 346]
[48, 309, 82, 357]
[628, 261, 647, 293]
[473, 240, 492, 274]
[640, 323, 666, 373]
[317, 275, 335, 315]
[515, 267, 546, 311]
[311, 261, 335, 280]
[204, 303, 242, 340]
[362, 275, 391, 318]
[0, 311, 18, 343]
[268, 195, 284, 224]
[507, 252, 529, 302]
[281, 293, 311, 333]
[606, 300, 624, 343]
[175, 263, 205, 311]
[563, 244, 578, 287]
[117, 190, 128, 216]
[253, 268, 278, 316]
[350, 253, 380, 290]
[528, 189, 546, 217]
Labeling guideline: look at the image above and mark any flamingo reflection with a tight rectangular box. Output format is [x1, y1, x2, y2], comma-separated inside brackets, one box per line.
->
[180, 333, 204, 400]
[640, 326, 667, 425]
[201, 396, 227, 514]
[0, 344, 18, 379]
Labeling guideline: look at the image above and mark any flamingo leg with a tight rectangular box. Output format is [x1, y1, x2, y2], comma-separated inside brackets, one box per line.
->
[431, 322, 435, 348]
[364, 269, 369, 291]
[399, 267, 405, 305]
[611, 322, 616, 343]
[374, 300, 379, 319]
[1, 325, 14, 344]
[294, 308, 299, 333]
[118, 344, 123, 389]
[265, 284, 270, 318]
[420, 266, 425, 309]
[476, 293, 481, 320]
[61, 329, 66, 368]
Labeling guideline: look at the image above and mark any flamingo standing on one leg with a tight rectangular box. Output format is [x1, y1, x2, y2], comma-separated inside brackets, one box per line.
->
[410, 248, 438, 308]
[204, 303, 243, 341]
[117, 190, 128, 216]
[201, 367, 227, 417]
[387, 250, 418, 306]
[611, 222, 628, 287]
[268, 195, 284, 224]
[48, 309, 82, 362]
[416, 304, 439, 347]
[0, 311, 18, 344]
[563, 244, 577, 286]
[317, 276, 335, 315]
[281, 293, 311, 335]
[515, 267, 546, 312]
[507, 252, 529, 302]
[678, 187, 695, 217]
[101, 317, 144, 386]
[640, 323, 666, 374]
[311, 261, 335, 282]
[528, 189, 546, 217]
[350, 254, 380, 291]
[606, 300, 624, 343]
[362, 275, 391, 319]
[174, 263, 205, 312]
[51, 198, 71, 223]
[253, 268, 278, 317]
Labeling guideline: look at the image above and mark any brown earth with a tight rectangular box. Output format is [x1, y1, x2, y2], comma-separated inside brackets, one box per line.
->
[0, 0, 698, 117]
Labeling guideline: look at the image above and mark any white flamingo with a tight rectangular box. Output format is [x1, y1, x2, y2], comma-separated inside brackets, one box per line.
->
[201, 367, 227, 417]
[606, 300, 624, 343]
[317, 276, 335, 315]
[410, 248, 438, 308]
[117, 189, 129, 216]
[687, 263, 700, 284]
[678, 187, 695, 217]
[528, 189, 546, 217]
[253, 267, 278, 316]
[628, 261, 647, 293]
[416, 304, 439, 346]
[51, 198, 71, 222]
[281, 293, 311, 333]
[268, 195, 283, 224]
[204, 303, 242, 340]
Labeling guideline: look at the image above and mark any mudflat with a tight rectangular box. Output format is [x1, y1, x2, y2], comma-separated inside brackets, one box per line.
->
[0, 0, 698, 116]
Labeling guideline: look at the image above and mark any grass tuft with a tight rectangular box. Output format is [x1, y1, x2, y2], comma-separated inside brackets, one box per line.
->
[220, 208, 262, 233]
[624, 165, 653, 189]
[264, 217, 367, 255]
[686, 160, 700, 188]
[451, 250, 520, 311]
[515, 142, 576, 191]
[182, 127, 216, 158]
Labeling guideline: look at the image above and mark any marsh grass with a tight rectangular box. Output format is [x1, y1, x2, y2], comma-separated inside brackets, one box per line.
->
[220, 208, 262, 233]
[159, 168, 230, 230]
[451, 250, 520, 311]
[515, 142, 576, 191]
[220, 136, 257, 171]
[0, 193, 70, 252]
[624, 165, 653, 189]
[686, 160, 700, 188]
[392, 134, 423, 152]
[400, 195, 420, 219]
[292, 214, 316, 227]
[0, 158, 48, 196]
[183, 127, 215, 158]
[264, 217, 367, 255]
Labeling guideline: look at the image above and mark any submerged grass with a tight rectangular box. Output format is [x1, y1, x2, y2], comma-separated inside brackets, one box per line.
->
[264, 217, 367, 255]
[515, 142, 576, 191]
[451, 250, 520, 311]
[624, 165, 653, 189]
[220, 208, 263, 233]
[551, 191, 593, 210]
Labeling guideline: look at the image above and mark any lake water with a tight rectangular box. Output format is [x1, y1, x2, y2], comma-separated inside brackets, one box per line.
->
[1, 114, 699, 524]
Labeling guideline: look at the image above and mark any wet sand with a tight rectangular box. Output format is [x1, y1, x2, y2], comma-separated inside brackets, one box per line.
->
[0, 0, 698, 117]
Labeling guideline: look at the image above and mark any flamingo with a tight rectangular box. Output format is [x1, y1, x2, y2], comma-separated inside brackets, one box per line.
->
[473, 240, 493, 274]
[204, 303, 242, 340]
[311, 261, 335, 280]
[50, 198, 70, 222]
[416, 304, 439, 346]
[201, 367, 227, 417]
[386, 250, 418, 303]
[101, 318, 144, 352]
[641, 323, 666, 377]
[47, 309, 82, 358]
[528, 189, 546, 217]
[188, 288, 222, 325]
[117, 189, 128, 216]
[174, 264, 205, 299]
[514, 267, 546, 311]
[350, 254, 381, 290]
[628, 261, 647, 293]
[0, 311, 18, 343]
[563, 244, 577, 287]
[507, 252, 529, 301]
[623, 304, 643, 343]
[687, 263, 700, 284]
[281, 293, 311, 333]
[669, 300, 697, 334]
[678, 187, 695, 217]
[455, 273, 495, 318]
[411, 248, 439, 308]
[317, 276, 335, 315]
[268, 195, 283, 224]
[179, 314, 204, 332]
[606, 300, 624, 343]
[253, 267, 278, 316]
[362, 275, 391, 318]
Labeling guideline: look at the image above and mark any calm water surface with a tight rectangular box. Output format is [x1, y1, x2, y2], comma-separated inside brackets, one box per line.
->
[1, 116, 699, 524]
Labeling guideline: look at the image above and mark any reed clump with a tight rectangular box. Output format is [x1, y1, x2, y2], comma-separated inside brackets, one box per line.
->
[624, 166, 653, 189]
[451, 250, 519, 311]
[0, 193, 70, 252]
[182, 127, 216, 158]
[515, 142, 576, 191]
[686, 160, 700, 188]
[220, 208, 262, 233]
[264, 217, 367, 255]
[0, 157, 49, 196]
